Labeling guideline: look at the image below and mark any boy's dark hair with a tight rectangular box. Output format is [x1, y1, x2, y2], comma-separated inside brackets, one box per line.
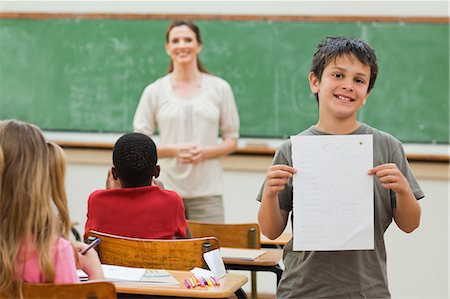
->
[112, 133, 157, 187]
[310, 36, 378, 102]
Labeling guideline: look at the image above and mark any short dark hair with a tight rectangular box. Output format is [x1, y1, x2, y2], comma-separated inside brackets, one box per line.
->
[112, 133, 157, 187]
[310, 36, 378, 102]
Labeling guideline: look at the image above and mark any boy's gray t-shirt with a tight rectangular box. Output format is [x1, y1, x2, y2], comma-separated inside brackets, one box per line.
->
[257, 123, 424, 298]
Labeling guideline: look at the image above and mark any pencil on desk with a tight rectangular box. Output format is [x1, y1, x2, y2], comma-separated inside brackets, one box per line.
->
[205, 277, 213, 286]
[211, 276, 220, 286]
[199, 276, 207, 287]
[189, 277, 197, 288]
[183, 279, 191, 289]
[199, 277, 205, 287]
[193, 276, 200, 286]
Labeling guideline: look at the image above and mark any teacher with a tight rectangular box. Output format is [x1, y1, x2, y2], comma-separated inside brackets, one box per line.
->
[133, 20, 240, 223]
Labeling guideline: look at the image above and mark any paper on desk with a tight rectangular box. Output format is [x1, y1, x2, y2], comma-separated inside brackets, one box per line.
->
[76, 269, 88, 281]
[203, 249, 227, 278]
[191, 267, 215, 277]
[101, 265, 179, 285]
[220, 247, 265, 260]
[291, 134, 374, 251]
[101, 264, 146, 282]
[140, 269, 179, 285]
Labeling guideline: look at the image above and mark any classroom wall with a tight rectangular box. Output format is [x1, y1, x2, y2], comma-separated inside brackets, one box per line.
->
[2, 1, 449, 298]
[1, 0, 448, 16]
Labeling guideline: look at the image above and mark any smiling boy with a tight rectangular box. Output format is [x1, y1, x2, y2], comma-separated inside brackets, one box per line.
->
[257, 37, 424, 298]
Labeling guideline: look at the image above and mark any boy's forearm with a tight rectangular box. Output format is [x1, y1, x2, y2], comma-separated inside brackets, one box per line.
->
[258, 192, 288, 239]
[393, 189, 421, 233]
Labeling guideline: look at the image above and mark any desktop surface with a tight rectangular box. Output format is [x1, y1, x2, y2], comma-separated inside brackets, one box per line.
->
[114, 270, 248, 298]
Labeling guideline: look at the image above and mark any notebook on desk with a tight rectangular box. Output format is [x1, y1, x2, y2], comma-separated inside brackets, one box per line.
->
[100, 265, 179, 285]
[220, 247, 266, 260]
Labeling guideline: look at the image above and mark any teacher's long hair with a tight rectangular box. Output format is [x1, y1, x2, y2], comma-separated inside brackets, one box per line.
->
[165, 19, 209, 73]
[0, 119, 71, 299]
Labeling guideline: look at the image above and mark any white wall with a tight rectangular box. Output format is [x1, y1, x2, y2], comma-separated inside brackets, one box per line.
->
[384, 179, 449, 299]
[1, 0, 448, 16]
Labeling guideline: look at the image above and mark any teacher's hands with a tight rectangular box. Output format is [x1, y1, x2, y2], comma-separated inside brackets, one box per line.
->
[177, 144, 205, 164]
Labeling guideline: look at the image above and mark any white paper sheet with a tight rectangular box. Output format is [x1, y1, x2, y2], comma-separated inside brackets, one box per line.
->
[140, 269, 179, 285]
[191, 267, 215, 277]
[101, 264, 146, 282]
[291, 134, 374, 251]
[101, 265, 179, 285]
[203, 249, 227, 278]
[219, 247, 266, 260]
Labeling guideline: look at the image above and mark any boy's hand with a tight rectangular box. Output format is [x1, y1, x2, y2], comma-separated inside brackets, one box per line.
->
[264, 164, 296, 196]
[105, 169, 121, 190]
[368, 163, 410, 195]
[152, 179, 165, 189]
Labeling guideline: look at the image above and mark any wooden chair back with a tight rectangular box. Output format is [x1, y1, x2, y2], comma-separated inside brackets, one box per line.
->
[19, 281, 116, 299]
[187, 221, 261, 249]
[86, 230, 220, 270]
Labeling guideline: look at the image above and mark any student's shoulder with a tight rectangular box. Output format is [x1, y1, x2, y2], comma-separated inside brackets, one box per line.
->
[157, 187, 183, 200]
[277, 139, 292, 153]
[362, 123, 402, 146]
[277, 126, 315, 152]
[88, 189, 115, 201]
[89, 188, 108, 196]
[361, 124, 406, 160]
[153, 187, 184, 207]
[54, 237, 72, 251]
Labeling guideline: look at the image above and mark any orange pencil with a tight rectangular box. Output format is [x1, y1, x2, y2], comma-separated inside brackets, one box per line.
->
[193, 276, 201, 286]
[189, 277, 197, 288]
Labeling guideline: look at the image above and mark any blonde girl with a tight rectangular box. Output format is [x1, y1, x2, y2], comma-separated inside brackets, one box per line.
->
[0, 119, 103, 298]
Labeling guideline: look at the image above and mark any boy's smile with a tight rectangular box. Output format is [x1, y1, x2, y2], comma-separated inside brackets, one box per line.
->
[335, 94, 355, 103]
[309, 54, 371, 132]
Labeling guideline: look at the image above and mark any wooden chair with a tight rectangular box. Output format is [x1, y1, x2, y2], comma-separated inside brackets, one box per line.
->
[19, 281, 116, 299]
[187, 221, 262, 298]
[71, 221, 82, 241]
[187, 221, 261, 249]
[86, 230, 220, 271]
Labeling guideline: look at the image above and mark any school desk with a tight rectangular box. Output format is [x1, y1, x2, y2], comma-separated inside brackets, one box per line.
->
[260, 232, 292, 249]
[222, 248, 283, 287]
[113, 270, 248, 298]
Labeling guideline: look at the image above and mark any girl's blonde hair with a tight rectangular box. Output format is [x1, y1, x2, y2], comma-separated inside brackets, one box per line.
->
[0, 119, 71, 298]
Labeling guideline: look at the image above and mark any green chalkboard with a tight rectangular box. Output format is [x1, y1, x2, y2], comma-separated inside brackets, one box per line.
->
[0, 18, 448, 143]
